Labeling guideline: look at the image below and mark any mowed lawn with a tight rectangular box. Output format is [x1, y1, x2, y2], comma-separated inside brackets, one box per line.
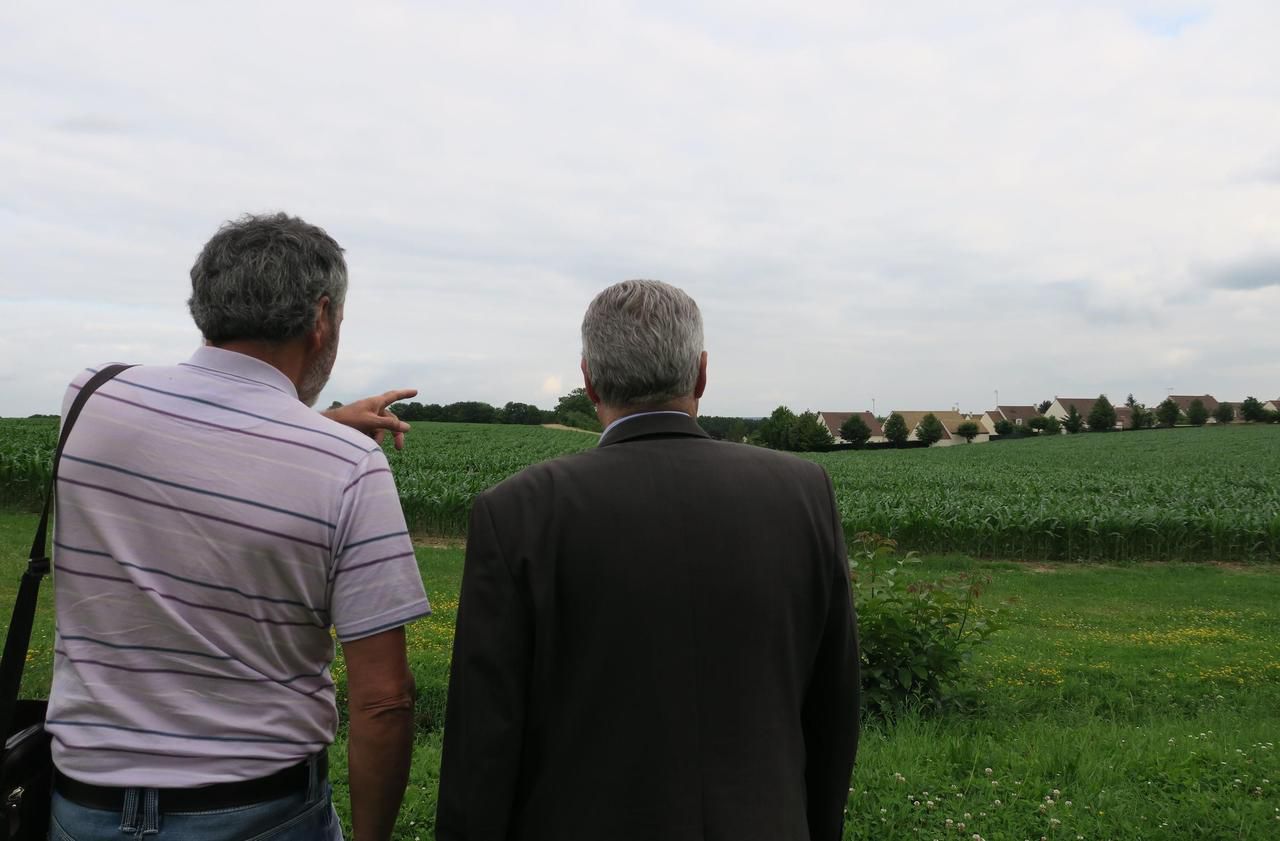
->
[2, 513, 1278, 839]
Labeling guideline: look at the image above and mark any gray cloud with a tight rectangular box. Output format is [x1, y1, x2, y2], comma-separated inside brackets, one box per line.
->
[52, 115, 136, 135]
[1210, 255, 1280, 291]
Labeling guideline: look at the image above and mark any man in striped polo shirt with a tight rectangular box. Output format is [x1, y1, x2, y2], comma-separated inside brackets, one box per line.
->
[48, 213, 429, 840]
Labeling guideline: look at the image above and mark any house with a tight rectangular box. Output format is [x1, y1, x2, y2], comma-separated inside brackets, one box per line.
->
[1045, 397, 1127, 430]
[818, 411, 886, 444]
[889, 410, 988, 446]
[1168, 394, 1221, 423]
[979, 405, 1042, 435]
[1264, 399, 1280, 413]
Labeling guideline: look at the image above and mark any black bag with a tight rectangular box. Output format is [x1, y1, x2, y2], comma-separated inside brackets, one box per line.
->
[0, 364, 133, 840]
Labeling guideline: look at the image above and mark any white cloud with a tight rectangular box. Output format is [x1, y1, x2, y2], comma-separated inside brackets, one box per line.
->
[1, 1, 1277, 416]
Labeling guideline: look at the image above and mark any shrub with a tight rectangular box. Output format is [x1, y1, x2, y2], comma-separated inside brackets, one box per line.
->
[883, 412, 909, 447]
[1087, 394, 1117, 432]
[993, 419, 1014, 437]
[849, 533, 1002, 716]
[1063, 404, 1084, 434]
[916, 413, 946, 446]
[1042, 415, 1062, 435]
[1156, 398, 1181, 428]
[956, 421, 980, 442]
[1187, 399, 1209, 427]
[839, 414, 872, 447]
[1213, 402, 1235, 424]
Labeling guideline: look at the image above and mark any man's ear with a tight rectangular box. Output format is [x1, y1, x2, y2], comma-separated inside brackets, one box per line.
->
[310, 296, 333, 352]
[694, 351, 708, 400]
[580, 359, 601, 405]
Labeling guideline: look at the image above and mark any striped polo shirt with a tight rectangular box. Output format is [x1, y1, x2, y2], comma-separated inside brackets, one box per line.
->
[47, 346, 430, 787]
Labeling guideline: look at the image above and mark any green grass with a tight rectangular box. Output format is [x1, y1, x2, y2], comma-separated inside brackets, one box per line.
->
[3, 512, 1277, 839]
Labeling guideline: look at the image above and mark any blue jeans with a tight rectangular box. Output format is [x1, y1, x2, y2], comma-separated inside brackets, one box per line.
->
[49, 756, 343, 840]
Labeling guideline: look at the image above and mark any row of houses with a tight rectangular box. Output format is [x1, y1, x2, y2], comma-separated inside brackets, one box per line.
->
[818, 394, 1280, 446]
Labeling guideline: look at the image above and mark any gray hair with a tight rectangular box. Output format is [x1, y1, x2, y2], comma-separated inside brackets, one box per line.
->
[581, 279, 704, 408]
[188, 213, 347, 343]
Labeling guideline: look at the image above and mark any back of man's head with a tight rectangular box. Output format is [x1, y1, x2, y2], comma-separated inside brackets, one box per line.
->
[188, 213, 347, 344]
[581, 279, 704, 409]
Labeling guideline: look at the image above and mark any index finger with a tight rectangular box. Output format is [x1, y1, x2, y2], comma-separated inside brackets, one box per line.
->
[377, 388, 418, 408]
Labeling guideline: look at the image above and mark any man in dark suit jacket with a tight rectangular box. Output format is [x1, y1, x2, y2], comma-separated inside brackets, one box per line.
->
[436, 280, 859, 841]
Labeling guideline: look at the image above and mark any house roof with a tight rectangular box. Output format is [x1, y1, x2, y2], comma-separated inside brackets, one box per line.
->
[997, 405, 1040, 423]
[1055, 398, 1098, 414]
[890, 410, 970, 439]
[1114, 406, 1133, 426]
[818, 411, 884, 438]
[1169, 394, 1220, 412]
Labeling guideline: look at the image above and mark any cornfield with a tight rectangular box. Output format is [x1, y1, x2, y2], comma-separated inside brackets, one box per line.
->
[807, 426, 1280, 562]
[2, 416, 1277, 561]
[0, 417, 57, 508]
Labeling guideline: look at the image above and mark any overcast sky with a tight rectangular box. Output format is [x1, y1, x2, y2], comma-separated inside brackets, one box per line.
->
[2, 1, 1277, 418]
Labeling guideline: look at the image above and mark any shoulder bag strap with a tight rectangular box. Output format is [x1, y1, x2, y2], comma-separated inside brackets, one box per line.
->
[0, 364, 135, 739]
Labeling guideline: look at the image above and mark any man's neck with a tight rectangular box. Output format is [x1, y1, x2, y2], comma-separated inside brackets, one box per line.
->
[596, 398, 698, 430]
[213, 340, 306, 391]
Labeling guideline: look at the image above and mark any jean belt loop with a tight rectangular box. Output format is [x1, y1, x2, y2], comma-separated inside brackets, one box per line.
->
[140, 788, 160, 835]
[118, 787, 141, 833]
[306, 752, 323, 803]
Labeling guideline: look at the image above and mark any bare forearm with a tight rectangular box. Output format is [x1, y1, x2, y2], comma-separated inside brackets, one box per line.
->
[348, 698, 415, 841]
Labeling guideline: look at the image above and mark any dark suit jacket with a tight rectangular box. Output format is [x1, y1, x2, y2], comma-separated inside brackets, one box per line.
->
[436, 412, 859, 841]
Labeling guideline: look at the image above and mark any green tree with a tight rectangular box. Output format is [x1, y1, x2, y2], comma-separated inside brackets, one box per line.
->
[1042, 415, 1062, 435]
[1240, 396, 1267, 422]
[555, 388, 595, 421]
[1125, 393, 1137, 408]
[442, 401, 497, 424]
[497, 402, 545, 425]
[1130, 404, 1154, 429]
[759, 406, 799, 450]
[993, 418, 1014, 436]
[1063, 404, 1084, 434]
[1155, 397, 1181, 428]
[794, 411, 835, 452]
[839, 414, 872, 447]
[1087, 394, 1117, 432]
[883, 412, 909, 447]
[1186, 399, 1209, 427]
[1027, 416, 1047, 432]
[1036, 399, 1052, 414]
[956, 421, 980, 443]
[916, 413, 946, 446]
[1213, 402, 1235, 425]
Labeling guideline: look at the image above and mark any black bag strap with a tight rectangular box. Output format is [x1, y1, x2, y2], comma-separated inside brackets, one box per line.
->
[0, 364, 134, 740]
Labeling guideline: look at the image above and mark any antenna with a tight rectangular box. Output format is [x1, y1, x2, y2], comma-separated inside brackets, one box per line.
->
[872, 397, 876, 416]
[995, 388, 999, 407]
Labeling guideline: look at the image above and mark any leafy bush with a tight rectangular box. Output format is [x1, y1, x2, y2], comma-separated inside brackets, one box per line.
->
[993, 418, 1014, 436]
[916, 413, 946, 446]
[839, 414, 872, 446]
[849, 533, 1002, 716]
[883, 412, 909, 447]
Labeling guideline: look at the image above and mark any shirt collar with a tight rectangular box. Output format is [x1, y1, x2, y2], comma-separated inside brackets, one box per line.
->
[183, 346, 299, 400]
[600, 410, 691, 440]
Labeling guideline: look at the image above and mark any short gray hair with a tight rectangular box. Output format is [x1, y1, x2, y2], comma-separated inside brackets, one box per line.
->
[188, 213, 347, 343]
[581, 279, 704, 408]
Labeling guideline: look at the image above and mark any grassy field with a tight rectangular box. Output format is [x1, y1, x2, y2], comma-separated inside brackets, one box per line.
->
[3, 512, 1276, 839]
[5, 417, 1278, 561]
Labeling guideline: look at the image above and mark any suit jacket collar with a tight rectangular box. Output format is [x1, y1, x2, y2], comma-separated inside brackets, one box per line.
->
[597, 412, 711, 447]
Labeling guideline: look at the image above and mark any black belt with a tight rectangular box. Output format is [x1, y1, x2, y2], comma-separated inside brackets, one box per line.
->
[54, 752, 327, 813]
